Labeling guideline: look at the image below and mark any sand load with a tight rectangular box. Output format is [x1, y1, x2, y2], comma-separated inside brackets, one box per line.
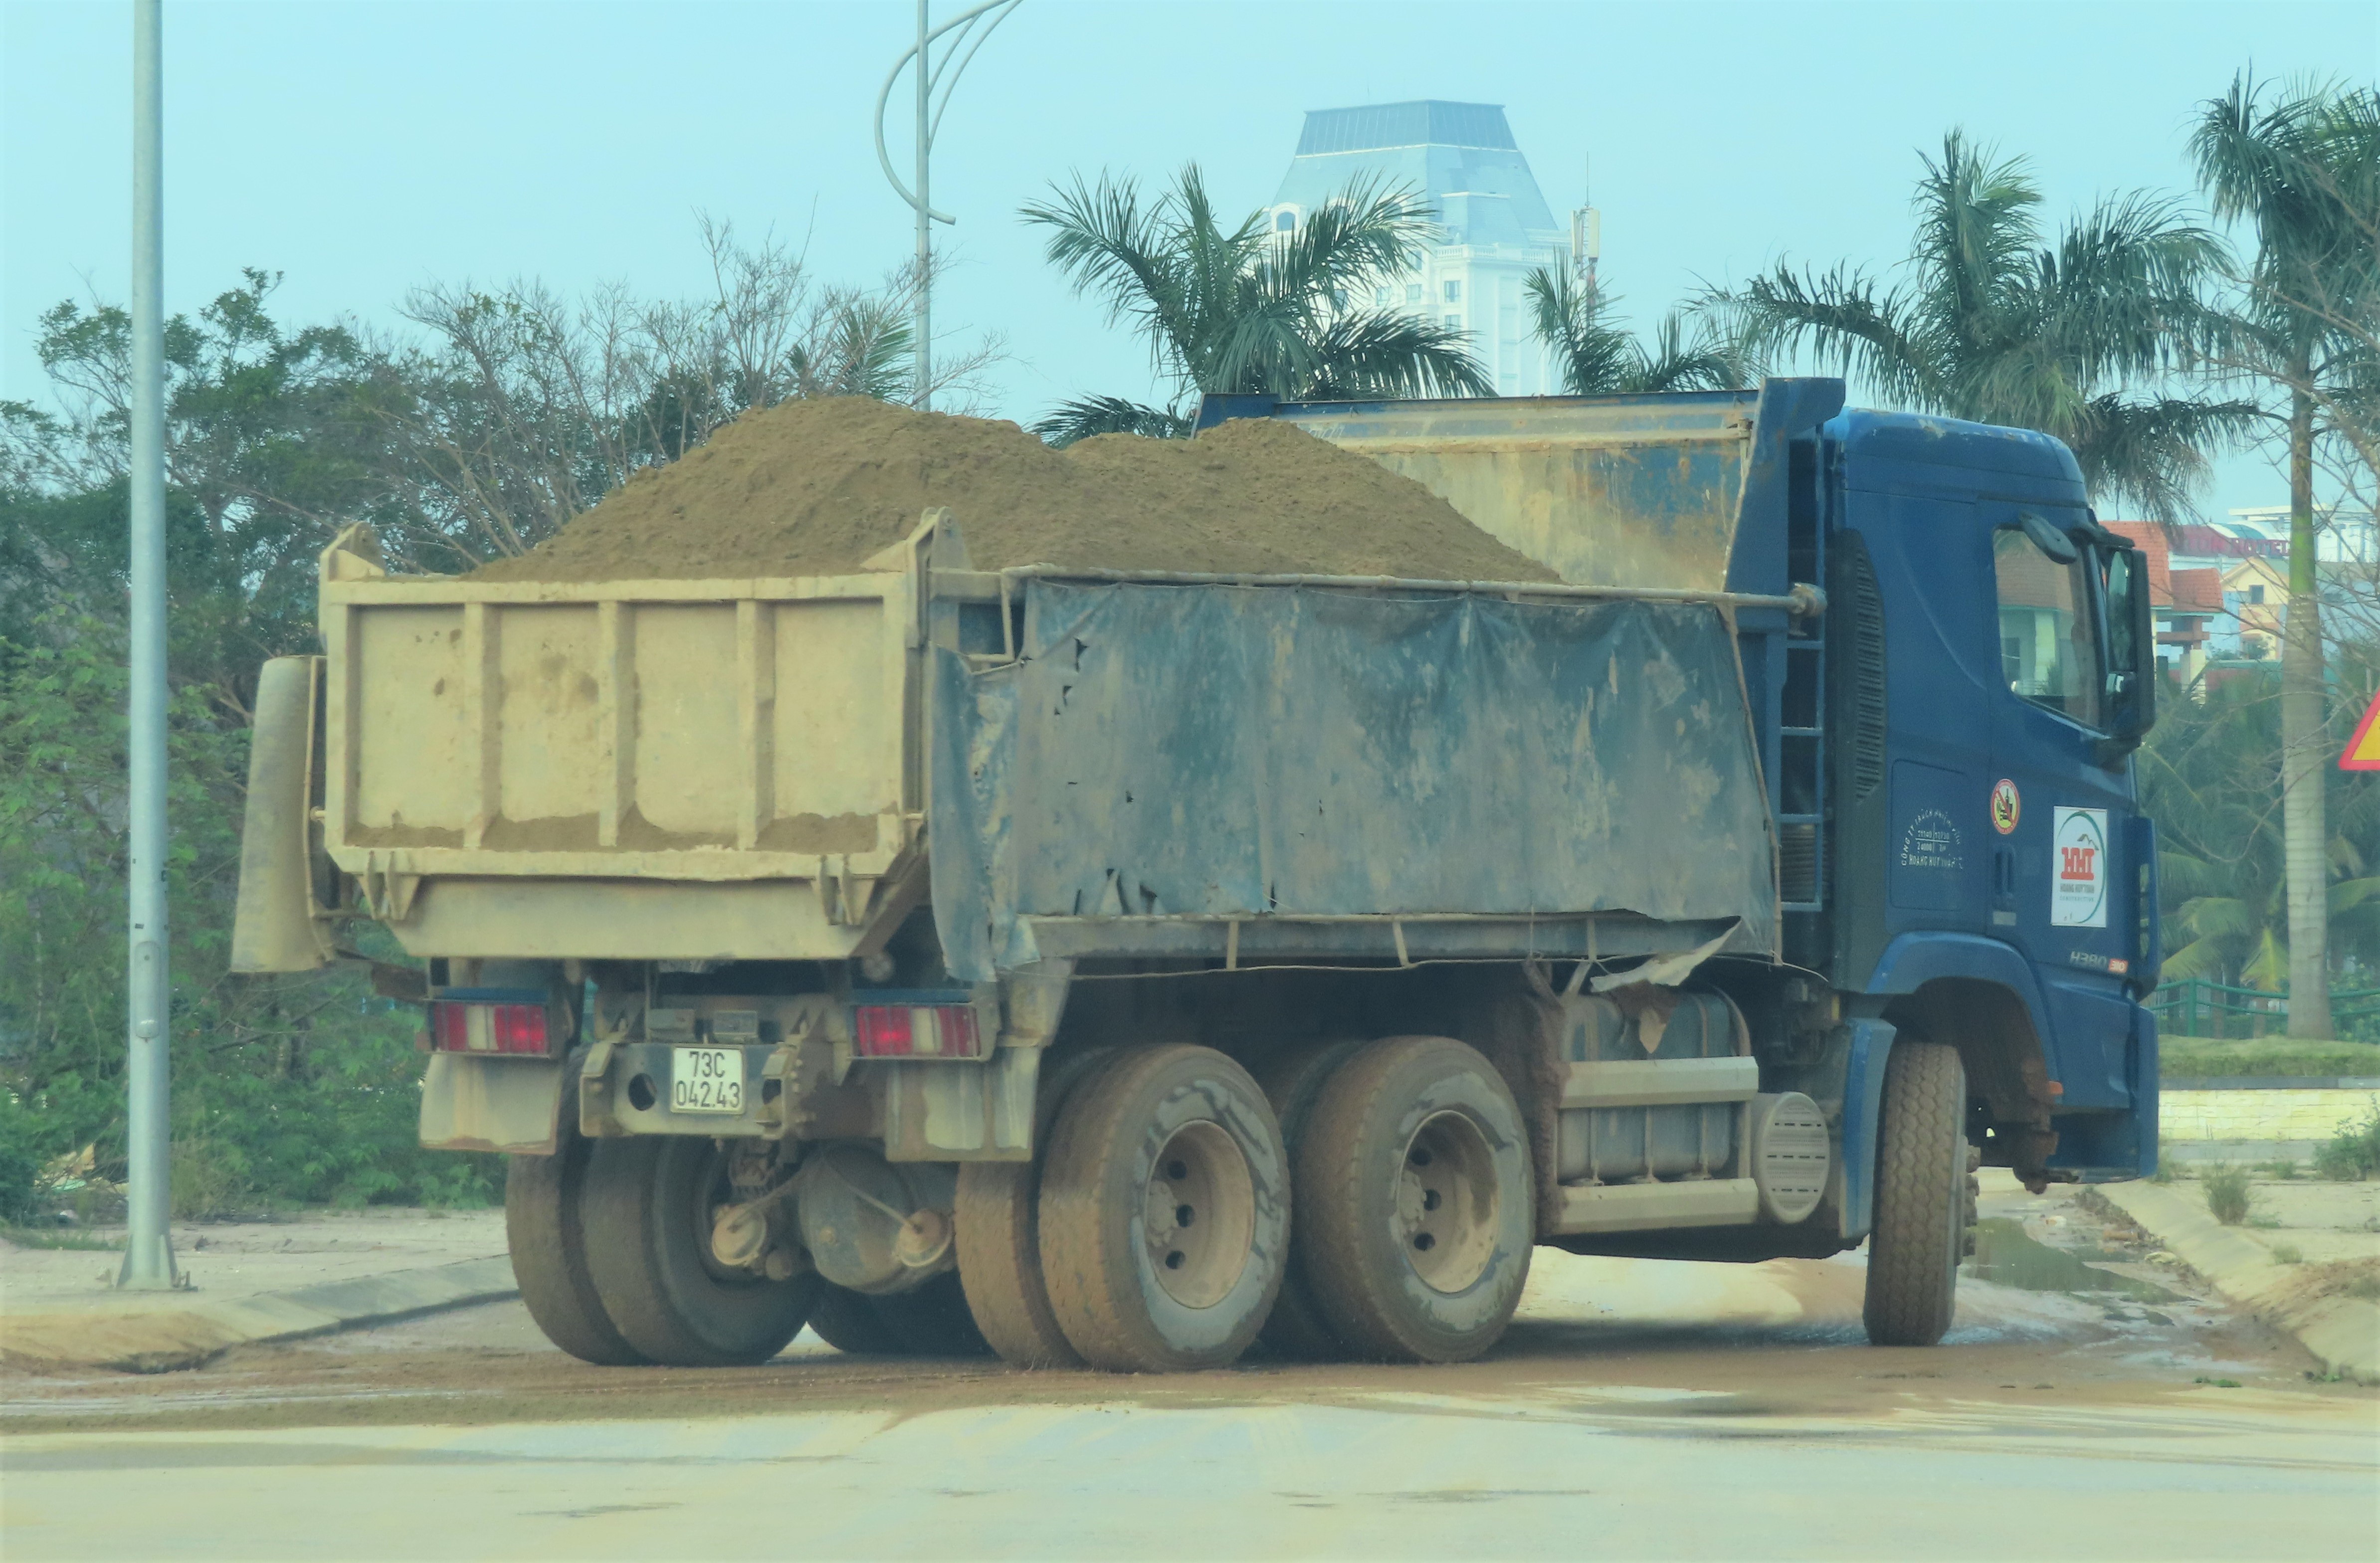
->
[464, 395, 1554, 585]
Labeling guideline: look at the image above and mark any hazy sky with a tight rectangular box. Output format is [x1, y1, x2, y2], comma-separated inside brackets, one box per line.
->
[5, 0, 2373, 518]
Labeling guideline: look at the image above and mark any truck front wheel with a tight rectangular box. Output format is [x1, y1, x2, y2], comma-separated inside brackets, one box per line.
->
[581, 1137, 819, 1366]
[1862, 1040, 1972, 1347]
[1036, 1045, 1288, 1372]
[1294, 1036, 1532, 1364]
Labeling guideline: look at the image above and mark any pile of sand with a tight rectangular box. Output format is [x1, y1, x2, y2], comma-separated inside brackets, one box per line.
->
[465, 396, 1553, 585]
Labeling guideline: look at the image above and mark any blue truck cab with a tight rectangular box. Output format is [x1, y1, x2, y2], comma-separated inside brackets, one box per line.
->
[1802, 405, 2161, 1188]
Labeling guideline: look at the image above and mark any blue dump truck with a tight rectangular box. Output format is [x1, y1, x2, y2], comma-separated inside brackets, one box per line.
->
[232, 377, 2159, 1371]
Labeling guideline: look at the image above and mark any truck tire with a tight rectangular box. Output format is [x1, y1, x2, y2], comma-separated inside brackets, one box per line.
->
[505, 1133, 646, 1367]
[1250, 1038, 1371, 1362]
[1037, 1045, 1288, 1372]
[872, 1271, 994, 1358]
[954, 1049, 1119, 1369]
[582, 1137, 818, 1367]
[1863, 1040, 1971, 1348]
[806, 1282, 904, 1355]
[1295, 1036, 1533, 1364]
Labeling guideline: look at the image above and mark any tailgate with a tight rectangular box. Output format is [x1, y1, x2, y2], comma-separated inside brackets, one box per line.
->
[318, 535, 919, 894]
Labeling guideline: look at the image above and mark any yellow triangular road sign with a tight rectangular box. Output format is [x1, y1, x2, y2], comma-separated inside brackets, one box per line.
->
[2345, 688, 2380, 770]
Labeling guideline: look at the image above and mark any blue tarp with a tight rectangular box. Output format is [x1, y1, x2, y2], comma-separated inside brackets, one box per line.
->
[929, 581, 1776, 981]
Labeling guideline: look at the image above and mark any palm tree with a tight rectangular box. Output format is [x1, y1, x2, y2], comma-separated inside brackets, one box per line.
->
[2191, 74, 2380, 1039]
[2141, 673, 2380, 1030]
[1524, 267, 1752, 394]
[1022, 167, 1491, 445]
[1708, 132, 2252, 520]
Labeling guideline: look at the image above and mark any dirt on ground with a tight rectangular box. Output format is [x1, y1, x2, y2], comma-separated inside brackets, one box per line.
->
[464, 396, 1555, 585]
[4, 1180, 2358, 1437]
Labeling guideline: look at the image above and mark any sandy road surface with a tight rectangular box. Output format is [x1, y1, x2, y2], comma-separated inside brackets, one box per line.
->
[4, 1183, 2375, 1561]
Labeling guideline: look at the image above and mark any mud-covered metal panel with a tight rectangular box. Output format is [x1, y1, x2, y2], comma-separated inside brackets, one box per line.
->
[931, 581, 1775, 979]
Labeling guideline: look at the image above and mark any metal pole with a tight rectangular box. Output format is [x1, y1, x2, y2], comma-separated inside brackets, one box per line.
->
[914, 0, 932, 410]
[873, 1, 1016, 411]
[120, 0, 178, 1291]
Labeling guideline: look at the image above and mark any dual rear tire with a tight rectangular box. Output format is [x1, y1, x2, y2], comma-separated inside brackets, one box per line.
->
[958, 1036, 1532, 1373]
[579, 1137, 818, 1367]
[1289, 1037, 1533, 1364]
[511, 1036, 1535, 1374]
[1034, 1046, 1290, 1372]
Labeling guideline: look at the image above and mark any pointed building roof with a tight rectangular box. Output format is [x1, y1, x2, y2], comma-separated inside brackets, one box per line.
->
[1272, 100, 1559, 249]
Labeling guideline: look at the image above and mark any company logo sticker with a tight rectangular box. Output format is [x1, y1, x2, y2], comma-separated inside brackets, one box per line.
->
[1898, 808, 1965, 873]
[2050, 806, 2109, 928]
[1989, 779, 2021, 834]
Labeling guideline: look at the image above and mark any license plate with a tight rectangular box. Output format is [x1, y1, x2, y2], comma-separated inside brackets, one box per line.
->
[672, 1047, 745, 1114]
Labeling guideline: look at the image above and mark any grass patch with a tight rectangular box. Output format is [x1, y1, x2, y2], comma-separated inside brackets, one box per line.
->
[2161, 1036, 2380, 1080]
[2270, 1242, 2304, 1264]
[2202, 1164, 2255, 1225]
[0, 1223, 119, 1251]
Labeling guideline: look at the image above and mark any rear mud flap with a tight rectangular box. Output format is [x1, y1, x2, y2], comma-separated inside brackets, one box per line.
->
[419, 1052, 567, 1155]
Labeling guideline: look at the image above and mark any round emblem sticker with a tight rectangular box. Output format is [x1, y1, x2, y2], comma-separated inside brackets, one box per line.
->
[1990, 779, 2021, 835]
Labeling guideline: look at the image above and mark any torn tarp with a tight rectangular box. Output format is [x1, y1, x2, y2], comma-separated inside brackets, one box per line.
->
[929, 580, 1776, 981]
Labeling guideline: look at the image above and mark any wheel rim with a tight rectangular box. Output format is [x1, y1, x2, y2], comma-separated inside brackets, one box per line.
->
[1142, 1120, 1255, 1309]
[1396, 1110, 1499, 1295]
[686, 1142, 756, 1285]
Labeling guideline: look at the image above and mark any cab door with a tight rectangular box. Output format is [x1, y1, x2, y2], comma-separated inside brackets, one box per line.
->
[1985, 506, 2151, 1109]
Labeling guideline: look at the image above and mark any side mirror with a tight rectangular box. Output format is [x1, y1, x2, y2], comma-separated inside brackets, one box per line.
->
[2019, 511, 2079, 564]
[2094, 545, 2158, 766]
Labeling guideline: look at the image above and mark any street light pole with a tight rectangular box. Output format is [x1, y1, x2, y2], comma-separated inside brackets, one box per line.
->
[914, 0, 931, 410]
[874, 0, 1019, 412]
[119, 0, 178, 1292]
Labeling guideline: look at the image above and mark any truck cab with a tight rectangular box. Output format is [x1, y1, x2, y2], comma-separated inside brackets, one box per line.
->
[1817, 410, 2160, 1186]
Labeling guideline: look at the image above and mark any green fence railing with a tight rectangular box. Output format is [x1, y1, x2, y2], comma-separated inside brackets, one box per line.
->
[2146, 977, 2380, 1038]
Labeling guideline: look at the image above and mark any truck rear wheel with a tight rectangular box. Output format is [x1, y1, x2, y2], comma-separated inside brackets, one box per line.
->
[505, 1131, 646, 1367]
[1037, 1045, 1287, 1372]
[806, 1283, 904, 1355]
[1862, 1040, 1970, 1348]
[1250, 1038, 1370, 1362]
[582, 1137, 818, 1367]
[1295, 1036, 1532, 1364]
[954, 1048, 1118, 1369]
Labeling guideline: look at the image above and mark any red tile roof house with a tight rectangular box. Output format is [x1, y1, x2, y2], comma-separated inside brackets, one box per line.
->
[2107, 522, 2227, 691]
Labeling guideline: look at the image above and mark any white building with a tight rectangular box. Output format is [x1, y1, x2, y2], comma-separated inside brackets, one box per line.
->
[2226, 504, 2379, 566]
[1265, 101, 1572, 397]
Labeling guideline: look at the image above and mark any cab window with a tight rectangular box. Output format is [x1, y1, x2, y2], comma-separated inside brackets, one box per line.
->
[1993, 524, 2101, 727]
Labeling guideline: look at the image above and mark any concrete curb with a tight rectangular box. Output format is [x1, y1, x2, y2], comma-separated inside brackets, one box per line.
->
[0, 1256, 517, 1374]
[2089, 1182, 2379, 1385]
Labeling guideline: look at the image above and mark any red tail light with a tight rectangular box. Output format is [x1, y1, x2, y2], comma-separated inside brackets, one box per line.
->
[851, 996, 982, 1059]
[429, 995, 551, 1055]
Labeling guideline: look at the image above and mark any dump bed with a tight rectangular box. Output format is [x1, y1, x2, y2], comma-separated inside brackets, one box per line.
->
[266, 382, 1845, 973]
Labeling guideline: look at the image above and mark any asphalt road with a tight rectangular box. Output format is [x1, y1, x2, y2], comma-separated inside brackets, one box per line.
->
[4, 1182, 2375, 1562]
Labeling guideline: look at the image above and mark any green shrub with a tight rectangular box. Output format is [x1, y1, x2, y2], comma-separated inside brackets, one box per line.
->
[2313, 1102, 2380, 1182]
[2261, 1158, 2302, 1180]
[2270, 1242, 2304, 1264]
[2202, 1164, 2254, 1225]
[1, 623, 501, 1216]
[0, 1092, 51, 1223]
